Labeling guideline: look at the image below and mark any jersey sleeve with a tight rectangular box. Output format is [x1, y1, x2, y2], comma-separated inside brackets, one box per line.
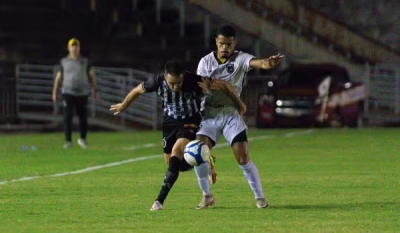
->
[240, 52, 256, 73]
[197, 57, 209, 76]
[142, 74, 159, 93]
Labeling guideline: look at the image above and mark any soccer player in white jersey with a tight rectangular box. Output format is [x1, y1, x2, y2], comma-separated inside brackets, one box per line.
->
[194, 25, 284, 209]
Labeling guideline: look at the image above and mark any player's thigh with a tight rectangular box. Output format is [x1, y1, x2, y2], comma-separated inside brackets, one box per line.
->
[196, 118, 222, 147]
[196, 134, 215, 150]
[222, 113, 248, 145]
[172, 124, 198, 159]
[162, 126, 177, 155]
[171, 138, 191, 159]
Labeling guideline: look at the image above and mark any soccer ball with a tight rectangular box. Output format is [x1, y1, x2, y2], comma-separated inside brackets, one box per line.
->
[184, 140, 210, 166]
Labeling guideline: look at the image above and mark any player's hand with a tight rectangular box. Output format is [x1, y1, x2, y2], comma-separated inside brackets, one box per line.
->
[110, 103, 127, 115]
[94, 91, 100, 102]
[262, 53, 284, 69]
[52, 93, 57, 103]
[238, 102, 247, 116]
[199, 78, 226, 92]
[198, 77, 213, 93]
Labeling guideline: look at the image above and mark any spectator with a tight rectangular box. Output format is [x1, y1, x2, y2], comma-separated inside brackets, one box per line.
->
[52, 38, 99, 149]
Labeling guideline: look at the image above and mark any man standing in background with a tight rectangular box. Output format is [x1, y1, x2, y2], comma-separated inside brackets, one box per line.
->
[52, 38, 99, 149]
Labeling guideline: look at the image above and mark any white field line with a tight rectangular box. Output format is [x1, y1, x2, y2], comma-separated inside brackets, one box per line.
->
[123, 143, 157, 150]
[0, 130, 314, 186]
[284, 129, 314, 137]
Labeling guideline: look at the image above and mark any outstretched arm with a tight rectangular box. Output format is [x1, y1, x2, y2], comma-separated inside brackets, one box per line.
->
[249, 53, 284, 70]
[110, 83, 145, 115]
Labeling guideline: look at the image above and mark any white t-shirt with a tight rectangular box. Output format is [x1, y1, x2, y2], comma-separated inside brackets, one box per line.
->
[197, 50, 254, 116]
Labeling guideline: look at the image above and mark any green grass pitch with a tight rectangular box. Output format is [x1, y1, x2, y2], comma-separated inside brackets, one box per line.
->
[0, 128, 399, 233]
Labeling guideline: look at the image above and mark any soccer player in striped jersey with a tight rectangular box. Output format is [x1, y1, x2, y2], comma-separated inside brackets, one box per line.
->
[109, 61, 246, 211]
[193, 25, 284, 209]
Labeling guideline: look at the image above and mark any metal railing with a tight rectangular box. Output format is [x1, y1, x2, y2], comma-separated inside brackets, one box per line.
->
[12, 63, 400, 130]
[367, 64, 400, 114]
[0, 77, 17, 121]
[15, 64, 158, 130]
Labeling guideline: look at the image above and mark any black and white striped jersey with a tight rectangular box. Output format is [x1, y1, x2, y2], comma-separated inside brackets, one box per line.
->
[142, 72, 205, 120]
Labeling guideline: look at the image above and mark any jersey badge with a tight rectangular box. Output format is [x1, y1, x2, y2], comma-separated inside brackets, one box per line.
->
[227, 64, 234, 73]
[184, 93, 192, 100]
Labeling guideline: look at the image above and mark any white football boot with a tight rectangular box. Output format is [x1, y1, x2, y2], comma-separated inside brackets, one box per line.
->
[150, 201, 163, 211]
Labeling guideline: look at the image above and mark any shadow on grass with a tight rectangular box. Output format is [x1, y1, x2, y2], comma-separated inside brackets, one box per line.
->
[270, 202, 399, 210]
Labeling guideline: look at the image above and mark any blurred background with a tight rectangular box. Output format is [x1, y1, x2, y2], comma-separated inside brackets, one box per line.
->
[1, 0, 399, 133]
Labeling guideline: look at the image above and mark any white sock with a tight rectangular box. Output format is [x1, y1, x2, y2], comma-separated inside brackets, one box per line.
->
[194, 162, 212, 196]
[239, 160, 265, 199]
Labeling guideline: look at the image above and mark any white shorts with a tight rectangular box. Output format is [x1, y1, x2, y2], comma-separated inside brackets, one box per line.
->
[197, 111, 248, 145]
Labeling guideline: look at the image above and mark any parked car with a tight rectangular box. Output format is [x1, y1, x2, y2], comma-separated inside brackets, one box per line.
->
[256, 63, 366, 128]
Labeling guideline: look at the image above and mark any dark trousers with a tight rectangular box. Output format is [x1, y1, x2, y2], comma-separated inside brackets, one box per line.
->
[62, 94, 88, 142]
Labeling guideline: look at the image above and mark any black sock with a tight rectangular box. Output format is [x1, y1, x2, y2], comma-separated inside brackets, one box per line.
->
[180, 158, 194, 172]
[156, 156, 180, 205]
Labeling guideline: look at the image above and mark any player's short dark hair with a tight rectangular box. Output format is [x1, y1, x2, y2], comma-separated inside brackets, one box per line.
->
[164, 60, 185, 76]
[216, 25, 236, 38]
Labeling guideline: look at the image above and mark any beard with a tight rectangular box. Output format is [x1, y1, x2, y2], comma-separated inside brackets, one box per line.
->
[220, 51, 230, 58]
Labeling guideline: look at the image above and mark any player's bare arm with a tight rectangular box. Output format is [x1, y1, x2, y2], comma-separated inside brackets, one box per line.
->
[88, 69, 100, 101]
[52, 71, 62, 103]
[215, 79, 247, 116]
[110, 83, 145, 115]
[249, 53, 284, 70]
[198, 78, 247, 116]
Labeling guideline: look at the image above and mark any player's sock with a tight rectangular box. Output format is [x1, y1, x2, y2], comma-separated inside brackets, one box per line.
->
[179, 158, 194, 172]
[194, 161, 212, 196]
[156, 156, 180, 205]
[239, 160, 265, 199]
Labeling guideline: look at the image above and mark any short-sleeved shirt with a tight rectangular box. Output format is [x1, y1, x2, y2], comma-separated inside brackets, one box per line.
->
[197, 51, 254, 117]
[59, 56, 92, 96]
[142, 72, 205, 123]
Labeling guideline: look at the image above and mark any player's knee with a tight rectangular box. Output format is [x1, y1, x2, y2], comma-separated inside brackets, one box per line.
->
[196, 134, 215, 149]
[170, 138, 190, 159]
[233, 146, 249, 165]
[167, 156, 181, 173]
[231, 131, 250, 165]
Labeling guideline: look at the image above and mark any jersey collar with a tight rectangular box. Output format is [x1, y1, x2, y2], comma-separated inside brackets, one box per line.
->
[213, 51, 238, 64]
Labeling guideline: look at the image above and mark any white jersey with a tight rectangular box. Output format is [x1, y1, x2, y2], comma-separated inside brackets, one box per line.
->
[197, 51, 254, 117]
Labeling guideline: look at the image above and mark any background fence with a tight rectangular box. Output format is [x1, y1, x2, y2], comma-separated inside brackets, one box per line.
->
[0, 77, 17, 123]
[0, 63, 398, 129]
[14, 64, 158, 131]
[368, 64, 400, 114]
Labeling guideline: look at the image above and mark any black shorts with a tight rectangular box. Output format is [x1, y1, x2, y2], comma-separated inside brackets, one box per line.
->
[162, 114, 201, 154]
